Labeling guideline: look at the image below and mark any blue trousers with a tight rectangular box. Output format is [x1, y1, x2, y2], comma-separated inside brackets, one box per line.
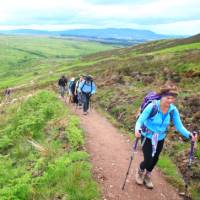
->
[82, 93, 91, 112]
[78, 92, 83, 105]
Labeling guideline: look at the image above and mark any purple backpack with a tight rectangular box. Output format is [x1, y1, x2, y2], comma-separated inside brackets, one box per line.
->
[136, 91, 161, 119]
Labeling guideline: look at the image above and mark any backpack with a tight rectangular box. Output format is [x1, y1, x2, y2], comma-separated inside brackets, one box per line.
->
[70, 81, 76, 95]
[136, 91, 174, 120]
[81, 78, 93, 93]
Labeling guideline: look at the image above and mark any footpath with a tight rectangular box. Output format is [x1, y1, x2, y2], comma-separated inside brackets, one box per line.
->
[68, 103, 182, 200]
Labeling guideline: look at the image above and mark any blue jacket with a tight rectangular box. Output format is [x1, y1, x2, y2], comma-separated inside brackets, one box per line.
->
[78, 80, 96, 95]
[135, 100, 190, 141]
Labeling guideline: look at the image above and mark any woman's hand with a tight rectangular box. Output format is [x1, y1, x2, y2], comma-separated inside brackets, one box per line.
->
[135, 130, 141, 138]
[190, 132, 198, 142]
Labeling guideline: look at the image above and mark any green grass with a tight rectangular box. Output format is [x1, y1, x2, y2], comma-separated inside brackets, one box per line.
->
[153, 42, 200, 54]
[157, 154, 184, 189]
[0, 91, 100, 200]
[0, 35, 116, 89]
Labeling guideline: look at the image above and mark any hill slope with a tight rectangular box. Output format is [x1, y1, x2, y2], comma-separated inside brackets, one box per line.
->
[68, 34, 200, 199]
[0, 35, 116, 89]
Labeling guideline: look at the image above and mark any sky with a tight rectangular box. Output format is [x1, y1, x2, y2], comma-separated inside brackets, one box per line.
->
[0, 0, 200, 35]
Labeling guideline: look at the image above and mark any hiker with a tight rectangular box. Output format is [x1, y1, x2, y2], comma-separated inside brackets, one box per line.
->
[78, 75, 96, 115]
[68, 77, 78, 104]
[134, 82, 198, 189]
[4, 88, 11, 103]
[68, 77, 75, 102]
[75, 75, 85, 108]
[58, 75, 68, 98]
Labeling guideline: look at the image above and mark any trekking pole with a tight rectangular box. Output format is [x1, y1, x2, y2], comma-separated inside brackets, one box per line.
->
[183, 131, 198, 199]
[122, 132, 140, 190]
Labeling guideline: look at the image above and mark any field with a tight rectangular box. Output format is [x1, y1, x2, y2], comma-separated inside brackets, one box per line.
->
[0, 35, 116, 89]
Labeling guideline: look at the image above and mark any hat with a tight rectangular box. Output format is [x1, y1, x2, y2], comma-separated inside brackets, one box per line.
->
[159, 81, 179, 96]
[85, 75, 93, 81]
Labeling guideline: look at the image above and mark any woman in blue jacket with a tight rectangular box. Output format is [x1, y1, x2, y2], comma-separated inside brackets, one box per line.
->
[135, 82, 197, 189]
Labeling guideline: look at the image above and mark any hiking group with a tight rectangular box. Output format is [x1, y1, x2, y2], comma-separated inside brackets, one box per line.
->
[58, 74, 96, 115]
[58, 74, 198, 195]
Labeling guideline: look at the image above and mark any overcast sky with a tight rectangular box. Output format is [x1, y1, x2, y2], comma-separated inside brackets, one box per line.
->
[0, 0, 200, 35]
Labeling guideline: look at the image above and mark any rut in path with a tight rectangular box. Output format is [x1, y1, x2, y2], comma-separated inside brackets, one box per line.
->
[68, 104, 183, 200]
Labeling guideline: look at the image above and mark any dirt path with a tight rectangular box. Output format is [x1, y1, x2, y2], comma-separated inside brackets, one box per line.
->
[68, 103, 183, 200]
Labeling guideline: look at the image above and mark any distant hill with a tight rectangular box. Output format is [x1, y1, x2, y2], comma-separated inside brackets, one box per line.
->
[0, 28, 187, 46]
[58, 28, 180, 40]
[0, 29, 50, 35]
[179, 33, 200, 44]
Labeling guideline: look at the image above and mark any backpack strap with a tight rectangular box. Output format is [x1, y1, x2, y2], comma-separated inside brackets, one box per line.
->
[142, 103, 175, 134]
[90, 80, 93, 93]
[148, 100, 158, 119]
[169, 110, 174, 123]
[149, 101, 174, 121]
[80, 81, 86, 92]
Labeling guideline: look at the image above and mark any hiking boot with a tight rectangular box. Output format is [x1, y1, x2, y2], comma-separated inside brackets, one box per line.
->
[135, 168, 144, 185]
[143, 172, 154, 189]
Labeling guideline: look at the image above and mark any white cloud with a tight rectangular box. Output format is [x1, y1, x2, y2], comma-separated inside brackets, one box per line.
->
[1, 0, 199, 21]
[149, 19, 200, 35]
[0, 0, 199, 35]
[0, 24, 99, 31]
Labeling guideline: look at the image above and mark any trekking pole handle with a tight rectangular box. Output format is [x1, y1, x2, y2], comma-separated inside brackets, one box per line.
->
[133, 138, 139, 151]
[132, 129, 142, 151]
[133, 130, 142, 151]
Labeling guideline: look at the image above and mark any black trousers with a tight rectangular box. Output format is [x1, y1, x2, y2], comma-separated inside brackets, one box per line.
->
[140, 136, 164, 172]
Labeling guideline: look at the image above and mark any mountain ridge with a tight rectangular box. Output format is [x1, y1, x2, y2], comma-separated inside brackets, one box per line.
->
[0, 28, 188, 45]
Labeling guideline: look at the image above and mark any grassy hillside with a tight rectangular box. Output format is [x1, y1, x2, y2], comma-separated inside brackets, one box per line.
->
[0, 35, 116, 89]
[65, 35, 200, 199]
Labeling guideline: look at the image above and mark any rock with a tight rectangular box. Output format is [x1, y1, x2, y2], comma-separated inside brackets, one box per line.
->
[130, 72, 140, 78]
[143, 76, 155, 85]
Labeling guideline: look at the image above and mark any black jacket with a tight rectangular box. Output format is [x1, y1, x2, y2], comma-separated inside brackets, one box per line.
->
[58, 77, 68, 87]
